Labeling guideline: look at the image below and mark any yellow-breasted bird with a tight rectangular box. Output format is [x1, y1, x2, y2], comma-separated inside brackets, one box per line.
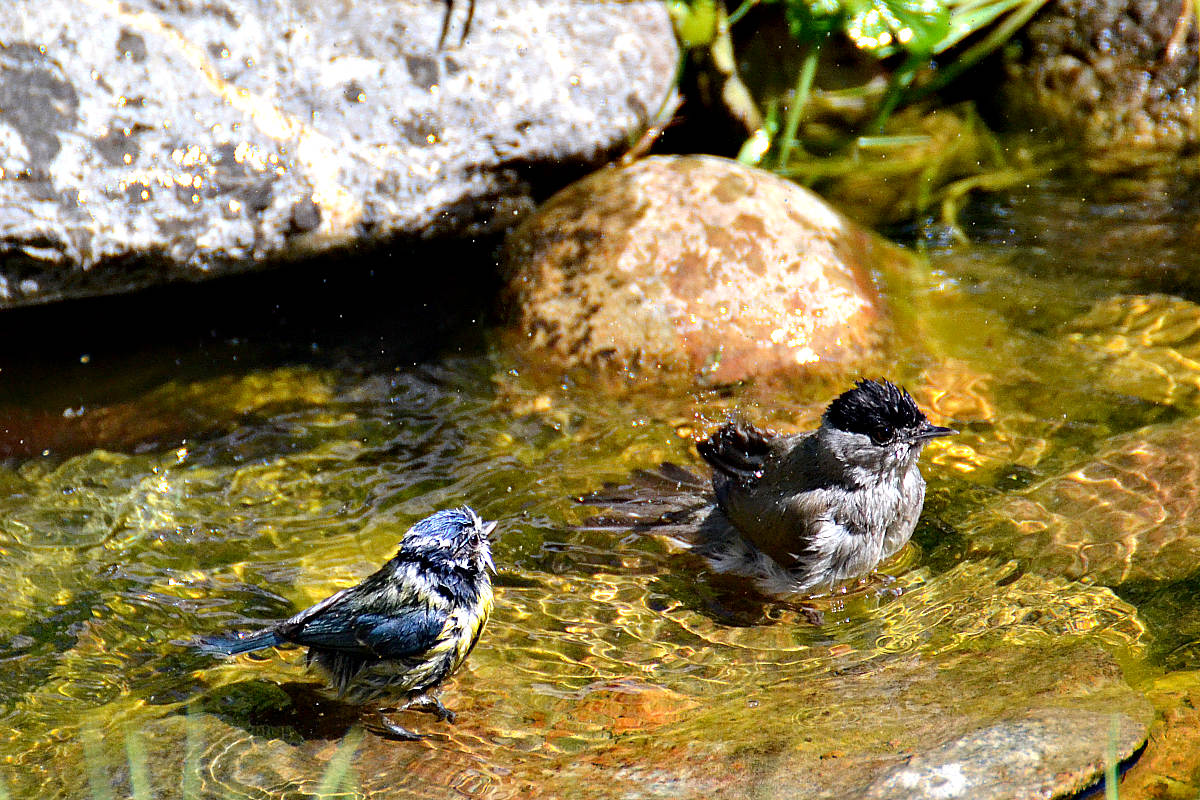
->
[199, 506, 496, 740]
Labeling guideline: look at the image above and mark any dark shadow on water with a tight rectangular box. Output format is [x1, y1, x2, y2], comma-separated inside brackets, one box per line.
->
[197, 679, 373, 742]
[647, 559, 883, 629]
[0, 237, 503, 412]
[946, 174, 1200, 300]
[1117, 571, 1200, 671]
[0, 237, 502, 459]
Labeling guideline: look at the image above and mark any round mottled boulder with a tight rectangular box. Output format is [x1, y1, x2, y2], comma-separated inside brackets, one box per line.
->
[1000, 0, 1200, 172]
[967, 415, 1200, 586]
[500, 155, 909, 384]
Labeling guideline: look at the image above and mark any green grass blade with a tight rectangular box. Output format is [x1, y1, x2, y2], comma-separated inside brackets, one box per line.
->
[80, 725, 114, 800]
[1105, 714, 1120, 800]
[316, 726, 365, 796]
[182, 706, 201, 800]
[777, 41, 822, 169]
[920, 0, 1051, 94]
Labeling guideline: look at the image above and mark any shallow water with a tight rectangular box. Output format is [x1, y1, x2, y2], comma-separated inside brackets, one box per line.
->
[2, 179, 1199, 797]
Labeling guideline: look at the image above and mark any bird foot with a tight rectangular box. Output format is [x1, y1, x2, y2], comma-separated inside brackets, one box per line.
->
[406, 694, 456, 723]
[369, 695, 456, 740]
[372, 711, 424, 741]
[796, 603, 825, 626]
[868, 571, 903, 598]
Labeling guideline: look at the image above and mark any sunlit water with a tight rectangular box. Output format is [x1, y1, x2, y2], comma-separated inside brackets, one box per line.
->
[1, 179, 1197, 798]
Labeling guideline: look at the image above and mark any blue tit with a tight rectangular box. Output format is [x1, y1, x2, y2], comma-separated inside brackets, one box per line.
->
[200, 506, 496, 740]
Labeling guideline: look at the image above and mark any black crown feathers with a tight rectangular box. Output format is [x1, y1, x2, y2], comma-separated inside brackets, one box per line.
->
[823, 379, 926, 444]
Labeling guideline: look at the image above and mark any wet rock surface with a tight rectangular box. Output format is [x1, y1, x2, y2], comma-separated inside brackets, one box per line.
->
[82, 638, 1149, 800]
[0, 0, 675, 306]
[861, 708, 1144, 800]
[966, 415, 1200, 586]
[500, 154, 908, 383]
[1000, 0, 1199, 172]
[1119, 670, 1200, 799]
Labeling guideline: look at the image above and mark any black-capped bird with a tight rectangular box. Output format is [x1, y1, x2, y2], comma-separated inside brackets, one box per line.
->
[199, 506, 496, 740]
[583, 380, 954, 596]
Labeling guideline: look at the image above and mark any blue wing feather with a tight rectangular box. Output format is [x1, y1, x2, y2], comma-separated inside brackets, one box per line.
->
[274, 584, 447, 659]
[354, 609, 446, 659]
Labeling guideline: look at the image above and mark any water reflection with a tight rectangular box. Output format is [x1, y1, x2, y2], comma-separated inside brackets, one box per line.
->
[1, 180, 1197, 796]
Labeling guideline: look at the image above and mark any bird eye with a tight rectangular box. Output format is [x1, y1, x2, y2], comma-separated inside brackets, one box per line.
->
[868, 424, 896, 445]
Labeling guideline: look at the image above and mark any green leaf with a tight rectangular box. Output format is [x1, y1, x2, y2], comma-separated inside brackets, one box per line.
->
[843, 0, 951, 57]
[780, 0, 845, 44]
[669, 0, 720, 49]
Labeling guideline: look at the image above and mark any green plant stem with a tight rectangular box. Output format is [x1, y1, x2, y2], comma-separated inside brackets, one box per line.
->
[916, 0, 1051, 99]
[777, 41, 821, 170]
[871, 51, 924, 133]
[727, 0, 758, 26]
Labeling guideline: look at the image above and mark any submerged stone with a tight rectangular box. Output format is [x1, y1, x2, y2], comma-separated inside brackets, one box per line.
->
[14, 556, 1148, 800]
[104, 640, 1148, 800]
[0, 357, 1153, 799]
[0, 366, 335, 458]
[1064, 294, 1200, 412]
[500, 155, 911, 384]
[966, 415, 1200, 586]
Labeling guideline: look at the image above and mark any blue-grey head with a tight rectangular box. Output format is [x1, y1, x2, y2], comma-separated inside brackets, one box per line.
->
[820, 379, 956, 474]
[399, 506, 496, 574]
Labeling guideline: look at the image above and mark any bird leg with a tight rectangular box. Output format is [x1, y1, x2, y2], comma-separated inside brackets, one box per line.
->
[371, 694, 456, 740]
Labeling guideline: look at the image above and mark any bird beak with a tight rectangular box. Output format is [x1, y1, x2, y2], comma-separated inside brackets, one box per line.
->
[479, 520, 498, 573]
[910, 422, 957, 442]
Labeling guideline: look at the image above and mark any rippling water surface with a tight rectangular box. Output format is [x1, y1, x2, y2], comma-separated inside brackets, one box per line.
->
[3, 180, 1200, 798]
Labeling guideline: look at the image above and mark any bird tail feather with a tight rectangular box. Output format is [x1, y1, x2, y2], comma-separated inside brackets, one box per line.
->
[579, 462, 810, 596]
[196, 629, 283, 656]
[577, 462, 713, 537]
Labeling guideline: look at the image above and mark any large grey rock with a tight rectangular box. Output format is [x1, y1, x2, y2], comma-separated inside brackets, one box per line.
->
[0, 0, 676, 306]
